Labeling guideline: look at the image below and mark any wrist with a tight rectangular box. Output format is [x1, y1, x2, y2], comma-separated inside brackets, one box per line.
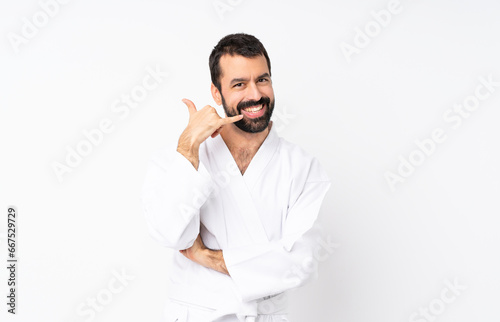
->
[176, 144, 199, 160]
[178, 129, 201, 149]
[177, 138, 199, 156]
[177, 133, 200, 169]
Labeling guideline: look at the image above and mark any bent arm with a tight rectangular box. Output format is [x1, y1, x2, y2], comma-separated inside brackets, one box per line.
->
[141, 146, 215, 250]
[142, 98, 241, 250]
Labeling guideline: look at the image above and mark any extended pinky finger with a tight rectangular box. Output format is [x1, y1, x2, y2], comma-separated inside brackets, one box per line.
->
[222, 114, 244, 124]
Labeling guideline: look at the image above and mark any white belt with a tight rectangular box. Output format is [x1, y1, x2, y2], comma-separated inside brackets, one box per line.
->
[209, 292, 287, 321]
[167, 280, 287, 321]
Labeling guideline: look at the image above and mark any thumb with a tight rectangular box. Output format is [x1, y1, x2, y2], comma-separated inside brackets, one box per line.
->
[182, 98, 197, 115]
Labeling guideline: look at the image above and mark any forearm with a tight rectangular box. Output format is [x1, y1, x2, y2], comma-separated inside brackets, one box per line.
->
[222, 224, 331, 301]
[177, 130, 200, 170]
[142, 147, 214, 249]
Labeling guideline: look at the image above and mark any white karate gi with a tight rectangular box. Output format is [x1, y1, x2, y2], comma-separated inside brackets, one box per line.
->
[142, 123, 331, 322]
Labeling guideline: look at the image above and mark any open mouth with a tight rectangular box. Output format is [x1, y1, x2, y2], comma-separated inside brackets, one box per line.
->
[241, 104, 265, 118]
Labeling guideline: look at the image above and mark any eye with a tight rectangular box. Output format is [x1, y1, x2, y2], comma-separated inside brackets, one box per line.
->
[258, 78, 268, 82]
[233, 83, 243, 88]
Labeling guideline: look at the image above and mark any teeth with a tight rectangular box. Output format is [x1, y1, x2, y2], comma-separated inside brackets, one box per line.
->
[244, 104, 263, 113]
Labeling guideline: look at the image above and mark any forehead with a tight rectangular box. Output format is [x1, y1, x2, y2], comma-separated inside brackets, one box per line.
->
[219, 54, 269, 82]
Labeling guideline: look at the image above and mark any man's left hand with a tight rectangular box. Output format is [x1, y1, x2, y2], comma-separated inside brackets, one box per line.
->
[180, 234, 230, 276]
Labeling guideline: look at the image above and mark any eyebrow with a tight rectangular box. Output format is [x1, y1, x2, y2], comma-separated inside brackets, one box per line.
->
[229, 73, 270, 86]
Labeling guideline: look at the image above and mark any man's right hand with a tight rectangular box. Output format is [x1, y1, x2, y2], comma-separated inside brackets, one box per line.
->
[177, 98, 243, 170]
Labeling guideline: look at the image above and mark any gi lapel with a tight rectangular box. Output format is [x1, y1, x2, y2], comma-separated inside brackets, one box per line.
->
[241, 123, 280, 192]
[209, 123, 280, 245]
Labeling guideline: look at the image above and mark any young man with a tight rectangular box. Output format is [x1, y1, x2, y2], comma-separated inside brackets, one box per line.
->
[142, 33, 331, 321]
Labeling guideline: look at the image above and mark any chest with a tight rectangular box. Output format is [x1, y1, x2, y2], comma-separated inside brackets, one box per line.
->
[231, 149, 256, 175]
[200, 162, 290, 249]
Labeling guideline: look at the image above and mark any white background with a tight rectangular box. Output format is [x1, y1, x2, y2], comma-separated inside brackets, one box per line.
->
[1, 0, 500, 321]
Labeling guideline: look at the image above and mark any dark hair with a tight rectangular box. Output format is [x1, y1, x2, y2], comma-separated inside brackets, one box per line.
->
[209, 33, 271, 92]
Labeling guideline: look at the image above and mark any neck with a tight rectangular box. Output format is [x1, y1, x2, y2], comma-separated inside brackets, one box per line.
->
[220, 121, 272, 152]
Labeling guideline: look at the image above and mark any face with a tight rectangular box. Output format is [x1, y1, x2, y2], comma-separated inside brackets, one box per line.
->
[215, 54, 275, 133]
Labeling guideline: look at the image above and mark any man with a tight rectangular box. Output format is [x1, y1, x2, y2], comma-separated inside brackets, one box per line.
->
[142, 33, 331, 321]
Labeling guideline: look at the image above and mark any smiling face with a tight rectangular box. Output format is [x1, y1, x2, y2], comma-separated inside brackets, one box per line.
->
[213, 54, 275, 133]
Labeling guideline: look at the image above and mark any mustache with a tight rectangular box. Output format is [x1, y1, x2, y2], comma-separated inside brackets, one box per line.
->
[237, 96, 271, 111]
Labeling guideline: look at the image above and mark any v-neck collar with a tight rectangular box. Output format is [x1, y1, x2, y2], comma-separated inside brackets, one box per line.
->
[210, 123, 280, 190]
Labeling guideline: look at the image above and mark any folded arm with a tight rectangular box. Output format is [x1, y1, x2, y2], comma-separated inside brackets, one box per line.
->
[223, 180, 331, 301]
[180, 234, 229, 276]
[181, 178, 331, 301]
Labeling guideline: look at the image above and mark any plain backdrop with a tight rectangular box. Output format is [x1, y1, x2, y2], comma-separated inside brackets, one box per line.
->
[1, 0, 499, 321]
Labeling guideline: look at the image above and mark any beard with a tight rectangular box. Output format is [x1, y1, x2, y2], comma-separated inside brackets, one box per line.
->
[221, 94, 275, 133]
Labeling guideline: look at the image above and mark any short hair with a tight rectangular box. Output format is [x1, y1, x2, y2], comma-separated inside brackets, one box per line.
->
[209, 33, 271, 92]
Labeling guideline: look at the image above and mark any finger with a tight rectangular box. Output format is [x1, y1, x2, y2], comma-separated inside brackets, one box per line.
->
[182, 98, 197, 115]
[220, 114, 244, 125]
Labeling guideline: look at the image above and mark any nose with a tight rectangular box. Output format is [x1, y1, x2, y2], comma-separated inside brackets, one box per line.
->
[246, 81, 262, 103]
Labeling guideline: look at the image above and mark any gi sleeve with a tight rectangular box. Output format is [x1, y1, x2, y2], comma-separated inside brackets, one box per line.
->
[223, 159, 332, 302]
[141, 145, 215, 250]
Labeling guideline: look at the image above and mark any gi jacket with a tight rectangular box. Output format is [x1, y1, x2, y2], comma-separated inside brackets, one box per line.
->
[142, 123, 331, 320]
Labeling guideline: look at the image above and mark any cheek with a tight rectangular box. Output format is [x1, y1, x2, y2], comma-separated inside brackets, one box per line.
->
[262, 87, 274, 99]
[230, 94, 245, 107]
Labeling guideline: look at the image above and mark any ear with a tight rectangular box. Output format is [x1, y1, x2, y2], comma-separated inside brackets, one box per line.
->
[211, 83, 222, 106]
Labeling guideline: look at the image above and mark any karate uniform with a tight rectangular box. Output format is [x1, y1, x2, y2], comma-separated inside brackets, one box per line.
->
[142, 123, 331, 322]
